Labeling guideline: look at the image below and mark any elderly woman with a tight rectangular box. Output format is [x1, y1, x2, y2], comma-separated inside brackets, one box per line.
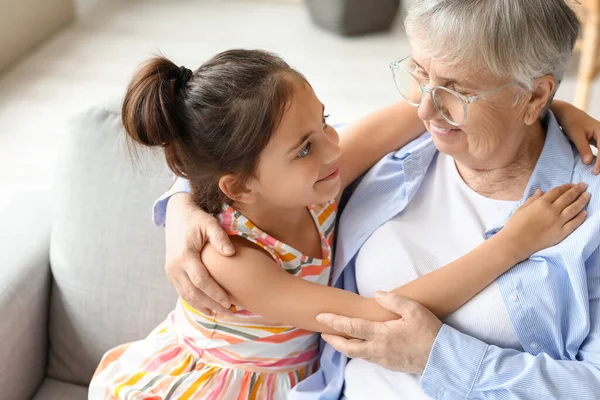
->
[153, 0, 600, 398]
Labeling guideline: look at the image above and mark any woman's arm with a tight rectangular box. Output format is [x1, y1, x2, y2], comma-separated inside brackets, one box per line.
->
[203, 184, 589, 332]
[320, 289, 600, 400]
[421, 323, 600, 400]
[337, 101, 425, 190]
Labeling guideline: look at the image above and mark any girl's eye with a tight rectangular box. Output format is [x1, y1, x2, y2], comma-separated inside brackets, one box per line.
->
[322, 114, 330, 129]
[297, 142, 312, 158]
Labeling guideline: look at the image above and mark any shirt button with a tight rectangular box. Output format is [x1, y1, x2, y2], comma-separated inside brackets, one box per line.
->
[509, 292, 519, 302]
[531, 342, 539, 349]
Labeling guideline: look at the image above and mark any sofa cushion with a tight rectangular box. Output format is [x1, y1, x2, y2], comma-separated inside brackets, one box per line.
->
[33, 378, 88, 400]
[48, 104, 178, 385]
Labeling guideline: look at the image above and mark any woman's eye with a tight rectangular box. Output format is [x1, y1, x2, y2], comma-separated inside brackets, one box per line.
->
[322, 114, 330, 129]
[297, 142, 312, 158]
[415, 69, 429, 81]
[451, 86, 472, 96]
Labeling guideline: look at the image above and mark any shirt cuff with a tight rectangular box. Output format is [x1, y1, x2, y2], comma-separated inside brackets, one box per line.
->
[419, 324, 488, 399]
[152, 177, 192, 227]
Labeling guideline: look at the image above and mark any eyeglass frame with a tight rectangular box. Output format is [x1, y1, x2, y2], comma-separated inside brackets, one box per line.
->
[389, 55, 520, 126]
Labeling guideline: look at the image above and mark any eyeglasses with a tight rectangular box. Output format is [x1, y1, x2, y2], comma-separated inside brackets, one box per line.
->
[389, 56, 519, 126]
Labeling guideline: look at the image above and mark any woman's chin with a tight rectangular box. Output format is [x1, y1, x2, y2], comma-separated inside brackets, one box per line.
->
[431, 133, 463, 156]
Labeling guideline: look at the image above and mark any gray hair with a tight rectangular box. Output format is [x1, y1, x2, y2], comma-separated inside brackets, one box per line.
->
[405, 0, 580, 90]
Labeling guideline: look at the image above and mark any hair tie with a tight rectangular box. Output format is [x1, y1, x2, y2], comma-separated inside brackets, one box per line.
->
[175, 66, 193, 89]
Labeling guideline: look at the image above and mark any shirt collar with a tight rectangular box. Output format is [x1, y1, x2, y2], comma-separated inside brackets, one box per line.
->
[486, 110, 575, 236]
[520, 110, 574, 203]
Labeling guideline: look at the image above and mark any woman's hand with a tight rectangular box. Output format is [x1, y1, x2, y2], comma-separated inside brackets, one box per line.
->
[500, 183, 590, 262]
[164, 193, 235, 314]
[318, 291, 442, 374]
[551, 100, 600, 174]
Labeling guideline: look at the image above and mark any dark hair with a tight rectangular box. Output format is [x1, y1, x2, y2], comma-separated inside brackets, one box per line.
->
[122, 49, 306, 213]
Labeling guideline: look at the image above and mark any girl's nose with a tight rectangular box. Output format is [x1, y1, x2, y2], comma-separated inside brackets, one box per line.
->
[323, 128, 341, 164]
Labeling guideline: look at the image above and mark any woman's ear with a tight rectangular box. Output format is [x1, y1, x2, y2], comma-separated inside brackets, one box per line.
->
[524, 74, 556, 125]
[218, 174, 257, 205]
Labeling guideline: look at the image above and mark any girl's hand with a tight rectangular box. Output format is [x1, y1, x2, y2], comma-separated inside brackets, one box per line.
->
[164, 193, 235, 314]
[552, 100, 600, 174]
[499, 183, 590, 262]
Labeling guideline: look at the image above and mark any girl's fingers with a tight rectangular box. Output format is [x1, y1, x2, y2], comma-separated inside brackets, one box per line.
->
[560, 191, 591, 223]
[591, 132, 599, 175]
[572, 132, 594, 165]
[541, 183, 573, 203]
[553, 182, 587, 210]
[562, 210, 588, 236]
[521, 188, 543, 207]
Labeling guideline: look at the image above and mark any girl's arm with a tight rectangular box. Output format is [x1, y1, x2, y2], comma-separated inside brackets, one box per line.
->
[336, 99, 600, 199]
[337, 101, 425, 191]
[550, 100, 600, 174]
[202, 184, 589, 335]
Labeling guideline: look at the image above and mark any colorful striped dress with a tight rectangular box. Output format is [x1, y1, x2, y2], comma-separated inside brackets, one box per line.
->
[89, 200, 336, 400]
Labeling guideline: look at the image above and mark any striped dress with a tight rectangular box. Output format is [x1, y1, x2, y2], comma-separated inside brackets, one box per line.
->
[89, 200, 337, 400]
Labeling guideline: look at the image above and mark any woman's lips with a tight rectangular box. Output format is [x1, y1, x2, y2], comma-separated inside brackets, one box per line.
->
[430, 124, 461, 137]
[317, 167, 340, 182]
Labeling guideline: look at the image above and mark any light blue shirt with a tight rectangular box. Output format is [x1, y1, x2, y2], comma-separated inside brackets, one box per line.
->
[154, 112, 600, 399]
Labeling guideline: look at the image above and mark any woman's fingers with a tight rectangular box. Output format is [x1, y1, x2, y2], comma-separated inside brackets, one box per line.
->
[184, 256, 232, 310]
[560, 190, 591, 223]
[562, 210, 588, 236]
[553, 182, 587, 210]
[176, 273, 231, 315]
[541, 183, 573, 203]
[206, 219, 235, 256]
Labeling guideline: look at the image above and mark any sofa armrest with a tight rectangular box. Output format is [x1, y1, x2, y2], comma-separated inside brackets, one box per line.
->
[0, 191, 52, 399]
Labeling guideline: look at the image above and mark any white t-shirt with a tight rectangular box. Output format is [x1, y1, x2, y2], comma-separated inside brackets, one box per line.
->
[344, 152, 522, 399]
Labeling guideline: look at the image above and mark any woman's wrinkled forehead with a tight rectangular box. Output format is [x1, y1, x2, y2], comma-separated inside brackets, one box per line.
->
[411, 46, 499, 89]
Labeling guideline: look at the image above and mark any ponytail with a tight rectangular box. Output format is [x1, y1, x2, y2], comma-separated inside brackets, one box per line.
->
[121, 50, 306, 214]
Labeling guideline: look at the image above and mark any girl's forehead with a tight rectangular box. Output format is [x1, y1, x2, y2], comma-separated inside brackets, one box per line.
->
[266, 84, 322, 150]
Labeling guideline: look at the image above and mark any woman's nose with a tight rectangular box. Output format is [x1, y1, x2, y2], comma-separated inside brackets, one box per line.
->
[417, 91, 437, 122]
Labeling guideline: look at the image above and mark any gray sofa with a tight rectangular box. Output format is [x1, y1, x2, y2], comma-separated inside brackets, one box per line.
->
[0, 104, 178, 399]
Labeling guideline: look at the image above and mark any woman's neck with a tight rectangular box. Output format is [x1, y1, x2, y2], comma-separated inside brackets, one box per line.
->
[455, 123, 546, 201]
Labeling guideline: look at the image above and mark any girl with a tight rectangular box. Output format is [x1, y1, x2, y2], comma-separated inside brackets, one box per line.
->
[89, 49, 590, 399]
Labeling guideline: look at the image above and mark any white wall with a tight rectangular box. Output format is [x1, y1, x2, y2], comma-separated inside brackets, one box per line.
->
[75, 0, 104, 16]
[0, 0, 74, 73]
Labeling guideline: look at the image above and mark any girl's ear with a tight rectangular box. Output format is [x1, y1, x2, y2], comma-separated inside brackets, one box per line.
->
[219, 174, 258, 205]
